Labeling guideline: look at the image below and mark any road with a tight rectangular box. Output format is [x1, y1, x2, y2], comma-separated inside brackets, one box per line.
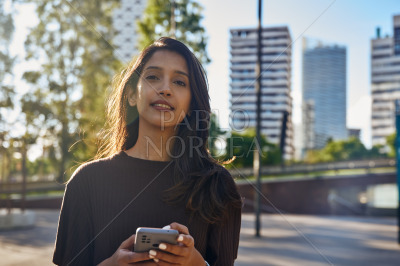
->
[0, 210, 399, 265]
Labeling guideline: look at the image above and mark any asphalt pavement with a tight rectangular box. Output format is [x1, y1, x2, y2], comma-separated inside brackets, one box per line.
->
[0, 210, 399, 266]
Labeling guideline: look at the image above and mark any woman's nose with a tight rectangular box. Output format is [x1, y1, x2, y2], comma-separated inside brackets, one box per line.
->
[158, 82, 172, 96]
[159, 90, 171, 96]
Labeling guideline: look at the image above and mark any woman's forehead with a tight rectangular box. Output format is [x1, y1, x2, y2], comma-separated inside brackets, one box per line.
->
[144, 50, 189, 74]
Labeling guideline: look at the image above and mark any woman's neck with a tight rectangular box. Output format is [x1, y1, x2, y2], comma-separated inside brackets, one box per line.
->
[125, 121, 177, 161]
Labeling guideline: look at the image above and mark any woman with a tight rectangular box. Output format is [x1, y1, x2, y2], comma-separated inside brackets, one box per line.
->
[53, 37, 242, 266]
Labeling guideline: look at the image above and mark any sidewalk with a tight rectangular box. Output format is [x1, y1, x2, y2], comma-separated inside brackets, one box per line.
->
[0, 210, 398, 265]
[236, 214, 399, 266]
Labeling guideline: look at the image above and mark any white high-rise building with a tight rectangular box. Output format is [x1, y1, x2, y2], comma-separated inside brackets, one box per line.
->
[371, 14, 400, 146]
[229, 27, 294, 159]
[112, 0, 147, 62]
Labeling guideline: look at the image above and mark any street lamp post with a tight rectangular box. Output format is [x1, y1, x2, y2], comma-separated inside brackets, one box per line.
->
[395, 99, 400, 245]
[254, 0, 263, 238]
[170, 0, 176, 38]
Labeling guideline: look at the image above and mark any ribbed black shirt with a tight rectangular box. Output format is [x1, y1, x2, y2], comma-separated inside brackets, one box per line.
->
[53, 151, 241, 265]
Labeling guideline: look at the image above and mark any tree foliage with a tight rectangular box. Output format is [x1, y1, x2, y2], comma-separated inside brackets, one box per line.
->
[223, 129, 281, 168]
[208, 113, 226, 157]
[386, 132, 395, 158]
[0, 0, 15, 112]
[22, 0, 120, 181]
[0, 0, 15, 185]
[304, 137, 387, 163]
[137, 0, 210, 65]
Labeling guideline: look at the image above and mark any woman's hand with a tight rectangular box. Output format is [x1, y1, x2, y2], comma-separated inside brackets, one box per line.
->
[98, 234, 157, 266]
[148, 222, 205, 266]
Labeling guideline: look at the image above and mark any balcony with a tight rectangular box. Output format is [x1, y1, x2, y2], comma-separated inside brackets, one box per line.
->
[371, 48, 392, 57]
[371, 119, 393, 128]
[372, 127, 395, 136]
[230, 87, 290, 95]
[372, 91, 400, 100]
[230, 79, 291, 89]
[372, 64, 400, 75]
[371, 74, 400, 83]
[231, 95, 290, 105]
[231, 54, 290, 63]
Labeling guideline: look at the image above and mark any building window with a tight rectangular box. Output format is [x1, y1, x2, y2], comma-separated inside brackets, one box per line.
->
[395, 43, 400, 55]
[373, 45, 391, 50]
[394, 27, 400, 40]
[372, 54, 390, 59]
[395, 27, 400, 55]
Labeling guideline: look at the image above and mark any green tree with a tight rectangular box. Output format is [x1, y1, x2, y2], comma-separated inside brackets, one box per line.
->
[324, 137, 368, 161]
[22, 0, 120, 181]
[137, 0, 210, 65]
[386, 132, 395, 158]
[208, 113, 226, 157]
[224, 129, 281, 168]
[304, 137, 387, 163]
[0, 0, 15, 187]
[27, 156, 57, 179]
[368, 144, 386, 159]
[0, 0, 15, 110]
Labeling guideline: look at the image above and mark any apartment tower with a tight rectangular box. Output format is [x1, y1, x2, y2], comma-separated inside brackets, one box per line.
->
[302, 38, 347, 151]
[229, 27, 294, 159]
[112, 0, 147, 62]
[371, 14, 400, 146]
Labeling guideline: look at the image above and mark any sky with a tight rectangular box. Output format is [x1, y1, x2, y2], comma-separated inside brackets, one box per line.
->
[9, 0, 400, 152]
[199, 0, 400, 148]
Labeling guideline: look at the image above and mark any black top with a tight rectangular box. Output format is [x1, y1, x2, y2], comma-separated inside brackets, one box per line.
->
[53, 151, 241, 266]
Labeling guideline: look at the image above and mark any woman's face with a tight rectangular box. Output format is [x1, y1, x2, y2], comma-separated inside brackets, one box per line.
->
[128, 50, 192, 131]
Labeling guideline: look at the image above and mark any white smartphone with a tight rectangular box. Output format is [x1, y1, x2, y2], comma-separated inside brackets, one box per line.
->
[134, 227, 179, 252]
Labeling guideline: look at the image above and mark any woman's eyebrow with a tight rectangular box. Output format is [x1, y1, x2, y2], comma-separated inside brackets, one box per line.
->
[145, 66, 189, 77]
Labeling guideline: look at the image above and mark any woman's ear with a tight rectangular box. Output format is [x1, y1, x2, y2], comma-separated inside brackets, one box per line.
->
[127, 88, 137, 107]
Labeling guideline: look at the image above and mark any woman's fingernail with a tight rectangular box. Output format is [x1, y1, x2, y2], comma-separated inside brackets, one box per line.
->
[159, 243, 167, 250]
[178, 235, 184, 241]
[149, 250, 157, 256]
[153, 258, 159, 263]
[162, 225, 171, 229]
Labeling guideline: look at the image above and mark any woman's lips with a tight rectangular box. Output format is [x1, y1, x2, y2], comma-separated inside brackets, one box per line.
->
[150, 100, 174, 111]
[151, 103, 174, 111]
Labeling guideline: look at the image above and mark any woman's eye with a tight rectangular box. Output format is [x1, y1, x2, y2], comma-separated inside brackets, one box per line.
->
[145, 75, 159, 80]
[175, 80, 186, 87]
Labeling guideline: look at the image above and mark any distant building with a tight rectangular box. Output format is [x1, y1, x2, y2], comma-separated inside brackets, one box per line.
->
[302, 99, 315, 151]
[293, 123, 303, 161]
[371, 14, 400, 146]
[348, 128, 361, 140]
[229, 27, 294, 160]
[302, 38, 347, 152]
[112, 0, 147, 62]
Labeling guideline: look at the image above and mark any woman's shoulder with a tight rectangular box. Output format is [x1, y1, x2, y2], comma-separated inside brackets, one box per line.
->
[211, 164, 241, 198]
[67, 152, 124, 186]
[213, 164, 235, 183]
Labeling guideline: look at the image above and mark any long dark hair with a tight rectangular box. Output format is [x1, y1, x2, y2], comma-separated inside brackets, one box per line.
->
[97, 37, 241, 224]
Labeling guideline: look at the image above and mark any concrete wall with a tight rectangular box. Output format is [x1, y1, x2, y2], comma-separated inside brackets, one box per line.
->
[237, 172, 396, 215]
